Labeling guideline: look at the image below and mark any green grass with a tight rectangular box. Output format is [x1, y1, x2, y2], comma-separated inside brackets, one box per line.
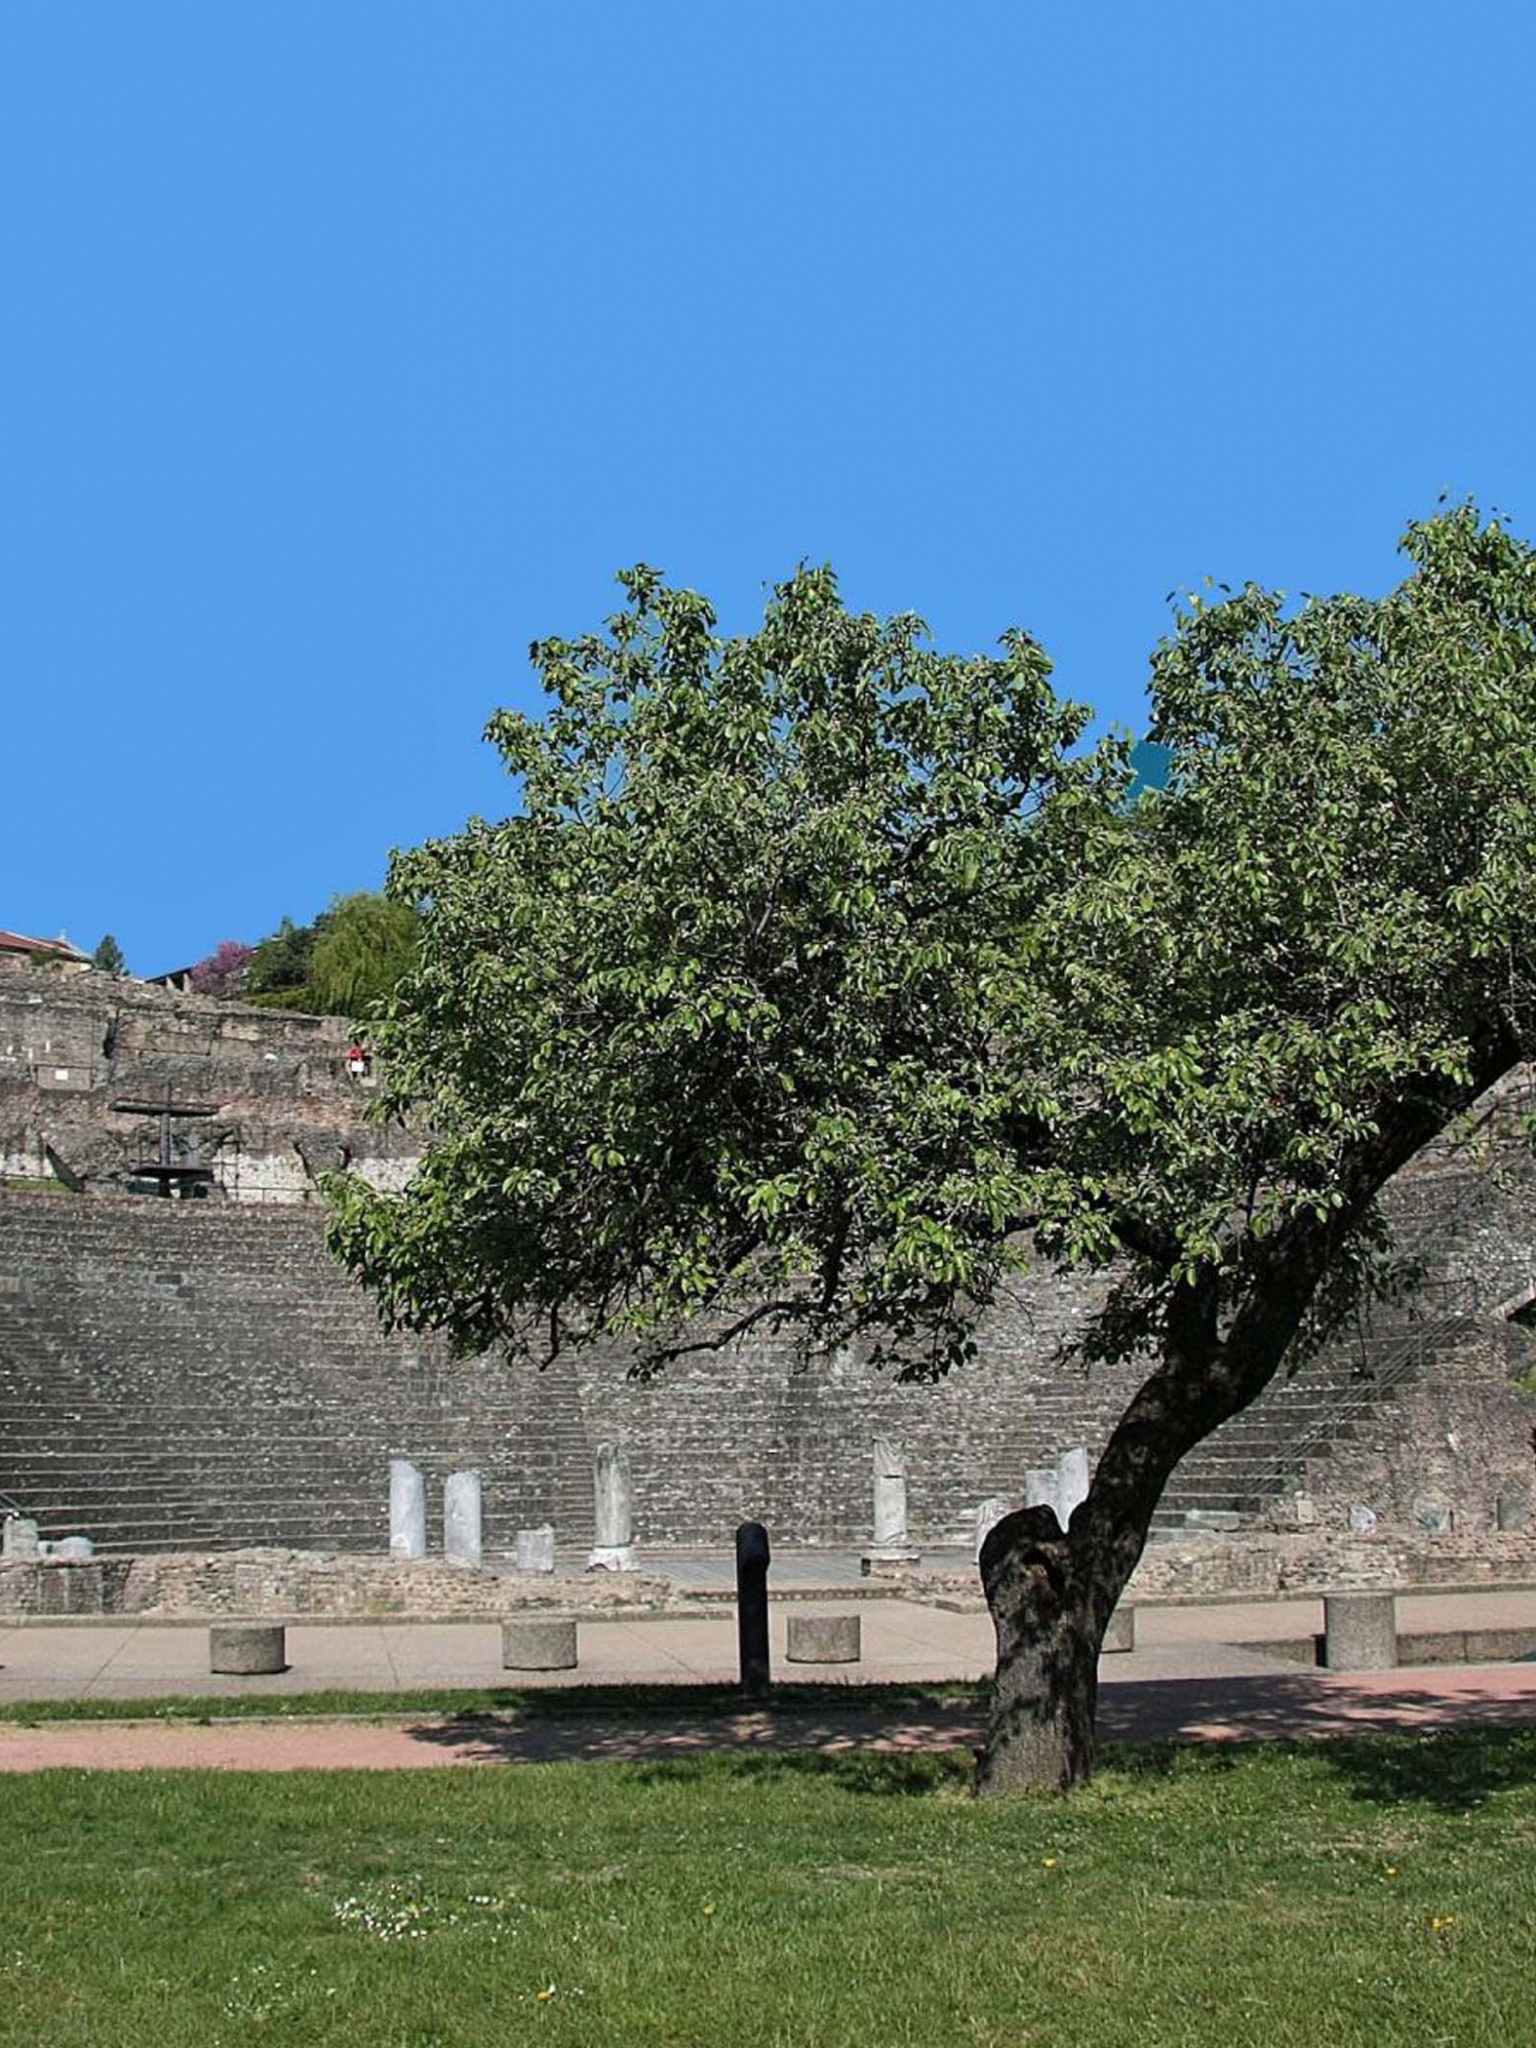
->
[0, 1679, 984, 1725]
[4, 1734, 1536, 2047]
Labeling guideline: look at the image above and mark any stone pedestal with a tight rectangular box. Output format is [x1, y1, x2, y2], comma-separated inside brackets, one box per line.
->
[501, 1616, 578, 1670]
[862, 1436, 918, 1567]
[389, 1459, 426, 1560]
[786, 1612, 861, 1664]
[515, 1525, 557, 1573]
[444, 1471, 483, 1568]
[1102, 1603, 1136, 1654]
[209, 1623, 287, 1675]
[1324, 1592, 1397, 1672]
[588, 1445, 637, 1570]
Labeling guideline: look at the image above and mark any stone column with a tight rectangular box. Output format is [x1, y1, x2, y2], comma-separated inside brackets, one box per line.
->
[862, 1436, 919, 1568]
[1024, 1466, 1062, 1522]
[388, 1459, 427, 1560]
[588, 1445, 637, 1570]
[444, 1470, 483, 1568]
[1055, 1446, 1091, 1528]
[974, 1495, 1013, 1559]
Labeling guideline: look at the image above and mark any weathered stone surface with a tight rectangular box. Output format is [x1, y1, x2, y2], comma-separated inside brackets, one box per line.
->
[51, 1535, 94, 1562]
[2, 1515, 40, 1560]
[1056, 1447, 1091, 1524]
[514, 1525, 556, 1573]
[443, 1471, 483, 1567]
[209, 1622, 287, 1674]
[786, 1611, 861, 1664]
[388, 1459, 426, 1560]
[1497, 1490, 1531, 1532]
[1324, 1592, 1397, 1672]
[501, 1615, 578, 1670]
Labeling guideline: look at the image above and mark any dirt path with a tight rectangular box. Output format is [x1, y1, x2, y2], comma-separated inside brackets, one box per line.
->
[5, 1664, 1536, 1771]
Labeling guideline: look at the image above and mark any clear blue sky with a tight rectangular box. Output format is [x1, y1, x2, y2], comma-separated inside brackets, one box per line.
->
[5, 3, 1534, 973]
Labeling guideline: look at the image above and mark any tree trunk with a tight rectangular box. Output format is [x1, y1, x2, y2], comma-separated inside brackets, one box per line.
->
[975, 1504, 1127, 1794]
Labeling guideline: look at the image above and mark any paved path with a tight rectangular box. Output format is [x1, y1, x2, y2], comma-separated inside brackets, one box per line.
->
[3, 1587, 1536, 1771]
[5, 1662, 1536, 1772]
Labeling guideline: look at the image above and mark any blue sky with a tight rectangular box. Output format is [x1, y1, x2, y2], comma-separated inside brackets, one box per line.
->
[5, 3, 1534, 973]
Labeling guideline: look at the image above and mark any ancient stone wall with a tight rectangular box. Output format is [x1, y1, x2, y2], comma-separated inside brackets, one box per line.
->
[0, 957, 415, 1201]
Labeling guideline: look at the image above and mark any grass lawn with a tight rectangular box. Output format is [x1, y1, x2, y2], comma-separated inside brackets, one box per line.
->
[3, 1734, 1536, 2048]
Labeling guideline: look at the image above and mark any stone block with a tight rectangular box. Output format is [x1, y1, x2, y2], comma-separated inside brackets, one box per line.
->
[52, 1536, 94, 1562]
[2, 1516, 40, 1561]
[501, 1615, 578, 1670]
[785, 1612, 861, 1664]
[514, 1526, 557, 1573]
[1102, 1603, 1136, 1654]
[209, 1623, 287, 1675]
[1323, 1592, 1397, 1672]
[444, 1471, 483, 1568]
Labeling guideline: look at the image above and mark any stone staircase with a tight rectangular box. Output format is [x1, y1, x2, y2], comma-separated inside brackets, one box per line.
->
[0, 1192, 596, 1554]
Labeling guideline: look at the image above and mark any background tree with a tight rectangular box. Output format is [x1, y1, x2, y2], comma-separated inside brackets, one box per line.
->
[309, 892, 420, 1017]
[326, 513, 1536, 1792]
[244, 914, 323, 1003]
[91, 933, 126, 977]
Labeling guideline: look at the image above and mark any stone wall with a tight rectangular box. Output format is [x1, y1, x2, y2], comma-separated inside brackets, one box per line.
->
[0, 957, 415, 1201]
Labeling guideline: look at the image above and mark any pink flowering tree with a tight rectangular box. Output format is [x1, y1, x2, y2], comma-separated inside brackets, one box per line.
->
[188, 940, 253, 998]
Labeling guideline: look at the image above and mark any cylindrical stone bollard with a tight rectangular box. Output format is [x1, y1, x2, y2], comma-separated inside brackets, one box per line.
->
[1323, 1592, 1397, 1672]
[209, 1623, 287, 1675]
[514, 1525, 557, 1573]
[1101, 1603, 1136, 1654]
[389, 1458, 427, 1560]
[444, 1471, 483, 1568]
[786, 1612, 861, 1664]
[501, 1616, 578, 1670]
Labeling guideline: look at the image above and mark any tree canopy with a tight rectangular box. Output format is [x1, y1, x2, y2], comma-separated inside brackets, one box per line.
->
[326, 507, 1536, 1790]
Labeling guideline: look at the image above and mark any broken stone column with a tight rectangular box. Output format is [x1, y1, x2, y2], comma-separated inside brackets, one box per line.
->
[862, 1436, 919, 1567]
[515, 1525, 557, 1573]
[588, 1445, 637, 1570]
[974, 1496, 1013, 1559]
[388, 1459, 426, 1560]
[1024, 1466, 1061, 1522]
[443, 1470, 483, 1568]
[1055, 1446, 1091, 1527]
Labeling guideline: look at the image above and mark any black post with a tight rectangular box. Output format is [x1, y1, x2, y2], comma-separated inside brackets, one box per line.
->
[735, 1519, 771, 1700]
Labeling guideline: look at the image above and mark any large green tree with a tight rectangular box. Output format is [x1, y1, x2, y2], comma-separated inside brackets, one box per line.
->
[327, 511, 1536, 1791]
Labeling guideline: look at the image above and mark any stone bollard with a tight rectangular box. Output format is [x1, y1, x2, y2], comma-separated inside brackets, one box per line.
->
[210, 1623, 287, 1675]
[501, 1616, 578, 1671]
[444, 1471, 483, 1567]
[514, 1526, 557, 1573]
[1102, 1604, 1136, 1654]
[389, 1459, 427, 1560]
[786, 1612, 862, 1664]
[974, 1496, 1012, 1559]
[588, 1445, 637, 1570]
[862, 1437, 919, 1569]
[1323, 1592, 1397, 1672]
